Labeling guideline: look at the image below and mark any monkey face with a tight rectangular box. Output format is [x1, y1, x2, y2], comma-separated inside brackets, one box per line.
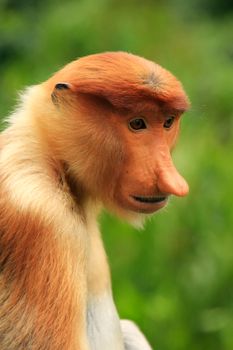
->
[107, 107, 189, 214]
[55, 95, 188, 216]
[47, 52, 190, 216]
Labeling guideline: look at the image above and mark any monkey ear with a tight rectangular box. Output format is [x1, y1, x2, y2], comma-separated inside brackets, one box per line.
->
[51, 82, 74, 105]
[54, 82, 71, 90]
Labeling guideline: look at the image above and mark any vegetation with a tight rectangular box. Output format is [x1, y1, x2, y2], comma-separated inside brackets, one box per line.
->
[0, 1, 232, 349]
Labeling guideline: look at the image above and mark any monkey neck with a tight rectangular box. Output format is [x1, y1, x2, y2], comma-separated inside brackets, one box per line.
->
[1, 98, 112, 293]
[0, 110, 112, 349]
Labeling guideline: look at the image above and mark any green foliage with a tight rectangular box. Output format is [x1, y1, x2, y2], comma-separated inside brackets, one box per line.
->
[0, 1, 232, 349]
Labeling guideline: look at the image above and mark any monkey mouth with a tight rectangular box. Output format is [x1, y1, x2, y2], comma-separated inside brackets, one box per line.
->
[132, 195, 168, 204]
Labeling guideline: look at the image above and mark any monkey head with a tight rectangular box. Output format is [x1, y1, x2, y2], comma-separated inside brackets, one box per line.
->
[44, 52, 190, 219]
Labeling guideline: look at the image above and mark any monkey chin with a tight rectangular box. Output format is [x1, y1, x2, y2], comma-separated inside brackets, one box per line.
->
[108, 196, 169, 229]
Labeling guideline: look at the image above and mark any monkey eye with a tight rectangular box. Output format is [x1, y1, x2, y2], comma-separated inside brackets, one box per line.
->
[129, 118, 147, 131]
[163, 116, 175, 129]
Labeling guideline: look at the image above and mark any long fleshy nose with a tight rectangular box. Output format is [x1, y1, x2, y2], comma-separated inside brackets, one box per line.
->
[156, 148, 189, 197]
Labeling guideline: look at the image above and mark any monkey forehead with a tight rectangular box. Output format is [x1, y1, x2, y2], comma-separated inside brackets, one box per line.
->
[48, 52, 190, 112]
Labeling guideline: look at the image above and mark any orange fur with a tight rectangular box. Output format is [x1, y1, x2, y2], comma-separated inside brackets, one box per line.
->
[46, 52, 190, 112]
[0, 137, 88, 349]
[0, 52, 189, 349]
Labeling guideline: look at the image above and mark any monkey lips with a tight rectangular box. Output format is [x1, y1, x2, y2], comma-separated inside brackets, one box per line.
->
[126, 194, 169, 213]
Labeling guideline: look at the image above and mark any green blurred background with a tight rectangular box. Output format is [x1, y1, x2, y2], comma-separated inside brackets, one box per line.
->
[0, 0, 233, 349]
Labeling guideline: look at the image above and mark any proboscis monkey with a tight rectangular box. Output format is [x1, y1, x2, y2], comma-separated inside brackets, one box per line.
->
[0, 52, 190, 350]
